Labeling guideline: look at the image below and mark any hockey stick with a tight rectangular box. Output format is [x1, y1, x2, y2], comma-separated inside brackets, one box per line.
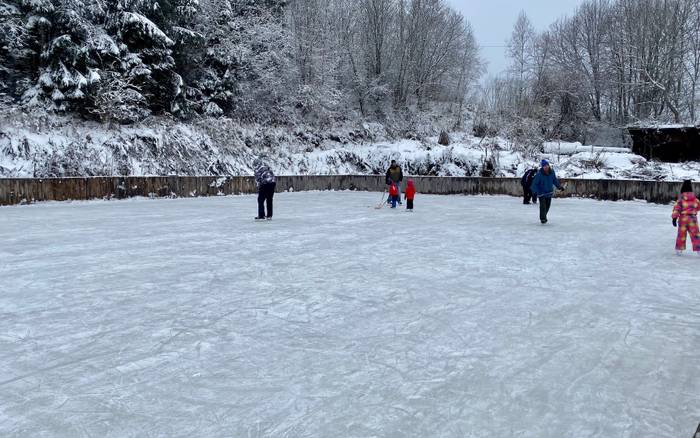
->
[556, 183, 569, 197]
[540, 184, 569, 199]
[374, 189, 388, 209]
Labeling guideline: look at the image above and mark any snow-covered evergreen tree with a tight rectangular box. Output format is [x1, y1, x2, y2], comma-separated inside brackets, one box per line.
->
[1, 0, 484, 126]
[12, 0, 100, 111]
[0, 1, 25, 100]
[110, 8, 180, 114]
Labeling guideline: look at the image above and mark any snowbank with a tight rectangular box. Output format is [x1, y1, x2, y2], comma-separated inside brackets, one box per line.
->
[542, 141, 631, 155]
[1, 111, 699, 181]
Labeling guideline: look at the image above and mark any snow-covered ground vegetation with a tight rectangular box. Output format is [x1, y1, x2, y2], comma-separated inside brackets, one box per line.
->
[2, 109, 699, 180]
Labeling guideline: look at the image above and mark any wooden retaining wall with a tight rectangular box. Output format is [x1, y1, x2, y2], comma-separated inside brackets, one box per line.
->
[0, 176, 697, 206]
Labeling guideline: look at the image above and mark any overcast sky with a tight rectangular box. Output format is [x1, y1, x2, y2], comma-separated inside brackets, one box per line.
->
[446, 0, 586, 77]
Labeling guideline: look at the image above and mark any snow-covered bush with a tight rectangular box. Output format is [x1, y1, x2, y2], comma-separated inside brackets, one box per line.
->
[88, 72, 151, 124]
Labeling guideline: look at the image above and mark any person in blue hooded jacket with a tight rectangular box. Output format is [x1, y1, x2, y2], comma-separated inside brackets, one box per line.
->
[530, 159, 565, 224]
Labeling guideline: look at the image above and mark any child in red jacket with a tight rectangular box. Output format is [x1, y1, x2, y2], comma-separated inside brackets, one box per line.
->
[405, 179, 416, 211]
[672, 180, 700, 255]
[389, 182, 400, 208]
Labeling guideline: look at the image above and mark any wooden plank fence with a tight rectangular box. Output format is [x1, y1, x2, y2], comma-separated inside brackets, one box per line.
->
[0, 175, 697, 206]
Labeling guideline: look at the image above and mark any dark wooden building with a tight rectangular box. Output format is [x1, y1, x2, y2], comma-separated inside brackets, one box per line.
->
[627, 125, 700, 162]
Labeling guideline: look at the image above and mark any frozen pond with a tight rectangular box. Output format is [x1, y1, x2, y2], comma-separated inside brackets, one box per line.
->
[0, 192, 698, 437]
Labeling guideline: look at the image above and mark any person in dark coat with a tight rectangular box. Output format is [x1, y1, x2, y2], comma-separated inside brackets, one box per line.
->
[521, 168, 538, 205]
[385, 160, 403, 205]
[530, 159, 565, 224]
[253, 158, 276, 220]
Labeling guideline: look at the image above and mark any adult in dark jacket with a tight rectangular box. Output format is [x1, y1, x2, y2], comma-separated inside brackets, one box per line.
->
[530, 159, 564, 224]
[254, 158, 277, 220]
[521, 168, 538, 205]
[385, 160, 404, 204]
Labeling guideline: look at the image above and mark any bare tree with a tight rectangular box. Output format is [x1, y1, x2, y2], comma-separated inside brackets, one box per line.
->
[507, 11, 535, 112]
[361, 0, 394, 78]
[684, 0, 700, 121]
[492, 0, 700, 142]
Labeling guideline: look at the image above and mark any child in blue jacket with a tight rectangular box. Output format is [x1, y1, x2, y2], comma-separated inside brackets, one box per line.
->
[530, 159, 565, 224]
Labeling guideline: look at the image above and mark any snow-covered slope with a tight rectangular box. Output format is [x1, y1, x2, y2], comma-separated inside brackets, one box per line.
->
[540, 141, 700, 181]
[1, 112, 699, 181]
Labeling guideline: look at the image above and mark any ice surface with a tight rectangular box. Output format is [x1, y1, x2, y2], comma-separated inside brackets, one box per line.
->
[1, 192, 699, 437]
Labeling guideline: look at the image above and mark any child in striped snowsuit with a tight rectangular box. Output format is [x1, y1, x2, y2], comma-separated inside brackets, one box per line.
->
[672, 180, 700, 255]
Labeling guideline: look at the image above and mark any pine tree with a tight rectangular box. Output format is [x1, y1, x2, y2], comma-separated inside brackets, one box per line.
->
[0, 1, 25, 100]
[13, 0, 107, 111]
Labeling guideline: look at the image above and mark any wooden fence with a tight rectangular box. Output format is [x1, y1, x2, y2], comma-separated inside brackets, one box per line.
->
[0, 175, 697, 206]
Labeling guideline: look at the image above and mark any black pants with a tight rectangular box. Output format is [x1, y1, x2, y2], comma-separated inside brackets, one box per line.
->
[258, 182, 276, 218]
[407, 199, 414, 210]
[523, 187, 537, 204]
[539, 197, 552, 222]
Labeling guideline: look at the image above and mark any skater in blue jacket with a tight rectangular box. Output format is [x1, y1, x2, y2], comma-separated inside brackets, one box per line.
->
[530, 159, 565, 224]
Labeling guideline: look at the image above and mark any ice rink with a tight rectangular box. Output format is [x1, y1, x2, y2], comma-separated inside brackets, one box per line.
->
[1, 192, 699, 437]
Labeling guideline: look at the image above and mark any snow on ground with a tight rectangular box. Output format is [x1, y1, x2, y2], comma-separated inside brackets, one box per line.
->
[542, 141, 631, 155]
[540, 141, 700, 181]
[2, 113, 700, 180]
[1, 192, 699, 437]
